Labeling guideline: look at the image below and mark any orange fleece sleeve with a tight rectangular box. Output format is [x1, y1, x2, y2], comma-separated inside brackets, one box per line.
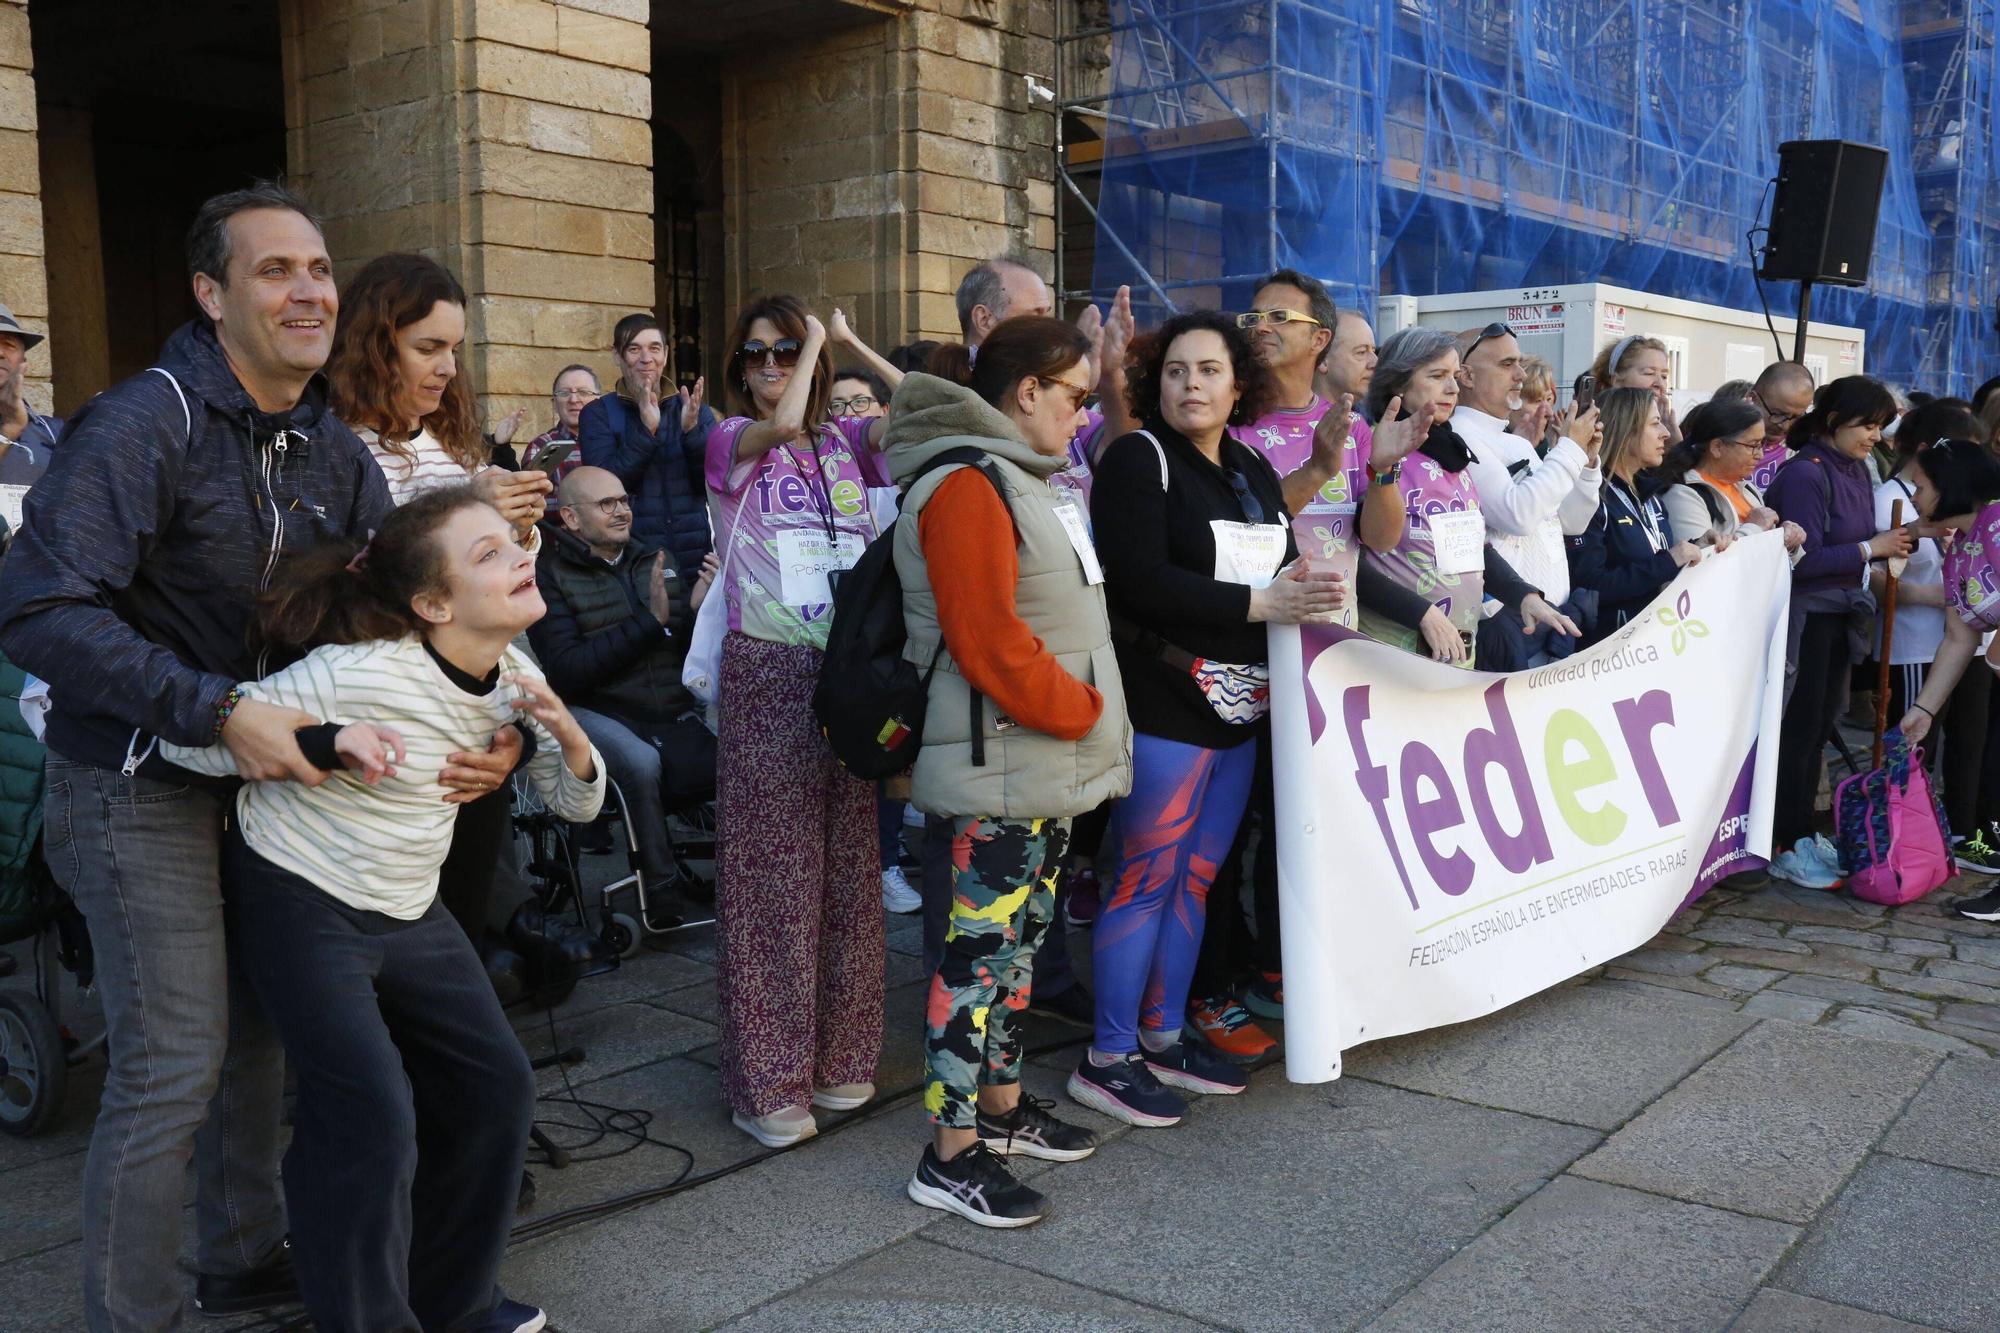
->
[918, 468, 1104, 742]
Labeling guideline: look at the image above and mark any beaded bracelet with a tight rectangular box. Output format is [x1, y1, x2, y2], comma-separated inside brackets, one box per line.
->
[212, 685, 246, 741]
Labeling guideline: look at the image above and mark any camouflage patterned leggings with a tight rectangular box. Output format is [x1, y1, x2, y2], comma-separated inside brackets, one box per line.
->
[923, 816, 1072, 1128]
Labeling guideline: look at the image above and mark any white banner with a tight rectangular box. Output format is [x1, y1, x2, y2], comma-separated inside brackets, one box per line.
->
[1271, 531, 1792, 1082]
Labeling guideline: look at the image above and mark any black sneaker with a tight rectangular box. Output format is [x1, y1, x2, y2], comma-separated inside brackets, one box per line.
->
[192, 1238, 298, 1317]
[1953, 883, 2000, 922]
[1027, 981, 1094, 1027]
[906, 1141, 1047, 1228]
[977, 1093, 1098, 1162]
[1066, 1052, 1185, 1127]
[1141, 1037, 1249, 1096]
[1957, 823, 2000, 874]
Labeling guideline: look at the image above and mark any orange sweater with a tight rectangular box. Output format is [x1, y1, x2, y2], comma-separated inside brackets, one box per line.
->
[917, 469, 1103, 742]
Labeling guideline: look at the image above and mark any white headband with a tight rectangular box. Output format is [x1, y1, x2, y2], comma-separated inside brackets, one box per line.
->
[1607, 335, 1640, 374]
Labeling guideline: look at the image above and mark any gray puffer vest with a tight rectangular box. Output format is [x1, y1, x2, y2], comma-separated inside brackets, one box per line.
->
[885, 374, 1131, 820]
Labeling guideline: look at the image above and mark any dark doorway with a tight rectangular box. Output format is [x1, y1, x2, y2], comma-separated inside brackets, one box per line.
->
[32, 0, 285, 410]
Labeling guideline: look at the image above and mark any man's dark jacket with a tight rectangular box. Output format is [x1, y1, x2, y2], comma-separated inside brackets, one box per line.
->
[0, 321, 392, 779]
[528, 521, 694, 727]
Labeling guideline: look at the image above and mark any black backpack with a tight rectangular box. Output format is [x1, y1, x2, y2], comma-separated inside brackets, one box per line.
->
[813, 447, 1015, 780]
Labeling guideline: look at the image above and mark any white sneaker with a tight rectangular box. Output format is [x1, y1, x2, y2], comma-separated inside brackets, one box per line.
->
[732, 1105, 817, 1148]
[811, 1081, 875, 1111]
[882, 866, 922, 914]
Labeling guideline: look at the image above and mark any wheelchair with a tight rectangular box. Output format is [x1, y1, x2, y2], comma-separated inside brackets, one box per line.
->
[0, 661, 102, 1138]
[512, 774, 715, 963]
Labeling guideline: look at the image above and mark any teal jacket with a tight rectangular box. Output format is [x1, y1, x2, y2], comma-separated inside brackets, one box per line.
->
[0, 652, 50, 942]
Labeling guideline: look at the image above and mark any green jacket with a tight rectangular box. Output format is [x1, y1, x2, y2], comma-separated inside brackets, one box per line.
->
[0, 652, 50, 942]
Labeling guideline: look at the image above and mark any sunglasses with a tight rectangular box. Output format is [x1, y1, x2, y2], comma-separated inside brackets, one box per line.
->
[1462, 321, 1514, 360]
[736, 338, 803, 368]
[1038, 375, 1092, 412]
[1226, 469, 1267, 524]
[1236, 309, 1322, 330]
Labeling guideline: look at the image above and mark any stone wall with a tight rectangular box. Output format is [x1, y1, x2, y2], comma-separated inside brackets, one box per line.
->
[283, 0, 655, 433]
[716, 0, 1056, 377]
[0, 0, 48, 413]
[5, 0, 1065, 422]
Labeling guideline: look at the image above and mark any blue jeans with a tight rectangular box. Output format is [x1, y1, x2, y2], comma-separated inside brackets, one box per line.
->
[570, 706, 716, 887]
[42, 753, 285, 1332]
[223, 834, 534, 1332]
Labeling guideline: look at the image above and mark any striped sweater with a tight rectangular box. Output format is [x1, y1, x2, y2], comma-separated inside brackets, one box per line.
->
[162, 635, 604, 919]
[360, 425, 542, 552]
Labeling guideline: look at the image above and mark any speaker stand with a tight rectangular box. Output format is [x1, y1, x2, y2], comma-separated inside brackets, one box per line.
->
[1792, 279, 1814, 366]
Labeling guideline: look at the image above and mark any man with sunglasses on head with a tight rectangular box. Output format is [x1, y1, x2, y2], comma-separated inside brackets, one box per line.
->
[1452, 321, 1602, 668]
[1750, 360, 1815, 490]
[530, 466, 717, 911]
[578, 312, 716, 585]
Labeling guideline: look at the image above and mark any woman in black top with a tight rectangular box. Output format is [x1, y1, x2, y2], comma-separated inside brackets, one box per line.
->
[1067, 311, 1340, 1130]
[1566, 386, 1707, 646]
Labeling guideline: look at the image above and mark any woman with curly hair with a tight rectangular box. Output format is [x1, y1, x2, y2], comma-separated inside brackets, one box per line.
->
[328, 252, 553, 953]
[1066, 311, 1343, 1129]
[330, 252, 551, 539]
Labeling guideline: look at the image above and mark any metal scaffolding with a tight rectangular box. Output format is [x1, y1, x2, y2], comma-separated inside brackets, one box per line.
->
[1058, 0, 1996, 392]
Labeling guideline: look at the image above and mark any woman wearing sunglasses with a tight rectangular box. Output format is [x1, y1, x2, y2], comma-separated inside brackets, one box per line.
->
[882, 316, 1131, 1226]
[1069, 310, 1342, 1129]
[706, 293, 903, 1148]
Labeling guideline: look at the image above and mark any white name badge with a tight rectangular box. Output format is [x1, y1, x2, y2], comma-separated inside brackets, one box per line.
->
[0, 483, 24, 533]
[1211, 519, 1288, 589]
[776, 528, 864, 606]
[1429, 509, 1486, 575]
[1053, 503, 1104, 584]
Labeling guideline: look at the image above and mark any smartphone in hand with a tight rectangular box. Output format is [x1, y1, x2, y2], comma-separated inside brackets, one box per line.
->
[527, 439, 576, 477]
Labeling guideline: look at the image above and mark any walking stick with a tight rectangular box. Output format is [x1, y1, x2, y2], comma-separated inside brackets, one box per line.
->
[1872, 498, 1905, 769]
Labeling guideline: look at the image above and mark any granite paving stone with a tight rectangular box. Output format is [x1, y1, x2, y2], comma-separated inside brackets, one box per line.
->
[922, 1073, 1599, 1332]
[1788, 924, 1888, 950]
[1704, 964, 1785, 993]
[1606, 948, 1714, 977]
[716, 1238, 1213, 1331]
[1729, 1289, 1948, 1331]
[1886, 937, 1952, 958]
[1710, 945, 1878, 980]
[1572, 1021, 1937, 1222]
[1937, 1000, 2000, 1032]
[1771, 975, 1940, 1019]
[1923, 957, 2000, 989]
[1776, 1156, 2000, 1332]
[1345, 983, 1752, 1130]
[1364, 1177, 1797, 1333]
[1737, 991, 1834, 1024]
[1880, 1056, 2000, 1177]
[1825, 1008, 1987, 1056]
[526, 1001, 718, 1092]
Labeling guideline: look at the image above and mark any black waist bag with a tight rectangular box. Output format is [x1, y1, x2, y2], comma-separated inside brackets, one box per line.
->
[813, 447, 1016, 780]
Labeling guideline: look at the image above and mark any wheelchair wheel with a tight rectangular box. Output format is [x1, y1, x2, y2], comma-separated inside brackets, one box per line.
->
[605, 912, 642, 960]
[0, 991, 66, 1137]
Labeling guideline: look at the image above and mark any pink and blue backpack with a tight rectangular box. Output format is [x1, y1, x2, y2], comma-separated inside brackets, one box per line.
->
[1834, 733, 1953, 905]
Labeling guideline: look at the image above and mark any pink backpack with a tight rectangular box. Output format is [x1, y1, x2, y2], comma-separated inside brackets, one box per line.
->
[1834, 736, 1953, 905]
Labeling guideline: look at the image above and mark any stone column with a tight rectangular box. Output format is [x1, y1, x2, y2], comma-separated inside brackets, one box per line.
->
[0, 0, 50, 413]
[282, 0, 654, 430]
[716, 0, 1057, 370]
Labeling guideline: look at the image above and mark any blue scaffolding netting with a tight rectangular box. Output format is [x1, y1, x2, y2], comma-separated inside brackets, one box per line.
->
[1073, 0, 1999, 395]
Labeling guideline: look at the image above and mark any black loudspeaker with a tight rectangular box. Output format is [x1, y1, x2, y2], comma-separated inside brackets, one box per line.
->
[1760, 139, 1888, 287]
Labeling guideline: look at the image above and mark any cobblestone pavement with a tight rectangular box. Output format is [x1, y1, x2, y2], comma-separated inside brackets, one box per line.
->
[1614, 872, 2000, 1058]
[7, 859, 2000, 1331]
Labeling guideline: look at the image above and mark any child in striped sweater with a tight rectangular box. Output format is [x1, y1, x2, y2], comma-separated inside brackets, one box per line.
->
[163, 484, 602, 1333]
